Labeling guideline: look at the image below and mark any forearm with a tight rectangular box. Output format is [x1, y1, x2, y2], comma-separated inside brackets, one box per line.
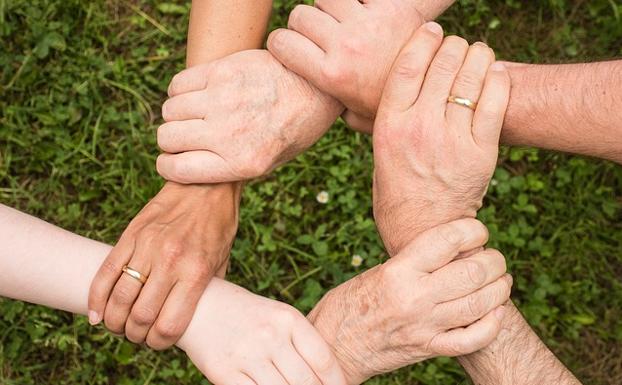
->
[458, 302, 580, 385]
[413, 0, 455, 20]
[187, 0, 272, 66]
[0, 203, 226, 350]
[501, 61, 622, 164]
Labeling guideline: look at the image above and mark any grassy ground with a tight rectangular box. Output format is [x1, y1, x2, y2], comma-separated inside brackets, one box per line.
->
[1, 0, 621, 384]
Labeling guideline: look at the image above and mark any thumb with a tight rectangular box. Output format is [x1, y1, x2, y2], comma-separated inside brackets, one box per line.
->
[392, 218, 489, 273]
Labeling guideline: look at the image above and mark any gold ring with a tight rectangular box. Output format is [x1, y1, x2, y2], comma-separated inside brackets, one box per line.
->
[448, 95, 477, 111]
[122, 265, 148, 285]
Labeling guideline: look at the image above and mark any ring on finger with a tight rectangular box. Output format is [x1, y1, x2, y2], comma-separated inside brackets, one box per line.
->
[448, 95, 477, 111]
[122, 265, 148, 285]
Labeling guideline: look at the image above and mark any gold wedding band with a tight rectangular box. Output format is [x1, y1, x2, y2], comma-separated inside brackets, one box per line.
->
[448, 95, 477, 111]
[122, 265, 148, 285]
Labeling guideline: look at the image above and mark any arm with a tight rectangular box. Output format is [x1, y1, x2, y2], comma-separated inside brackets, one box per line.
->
[368, 26, 580, 384]
[186, 0, 272, 66]
[501, 61, 622, 164]
[88, 0, 273, 349]
[457, 303, 581, 385]
[269, 1, 622, 165]
[0, 204, 346, 385]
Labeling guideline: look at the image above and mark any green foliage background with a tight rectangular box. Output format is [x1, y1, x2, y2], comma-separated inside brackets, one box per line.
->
[1, 0, 621, 384]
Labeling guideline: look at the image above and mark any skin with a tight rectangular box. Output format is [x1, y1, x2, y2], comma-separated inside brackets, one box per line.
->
[267, 0, 622, 164]
[308, 219, 512, 384]
[0, 204, 346, 385]
[156, 50, 342, 184]
[0, 204, 509, 385]
[367, 23, 580, 385]
[372, 23, 508, 253]
[88, 0, 274, 350]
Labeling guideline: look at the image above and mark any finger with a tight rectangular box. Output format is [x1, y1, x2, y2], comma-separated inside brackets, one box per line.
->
[145, 280, 206, 350]
[103, 247, 152, 335]
[446, 42, 495, 128]
[392, 218, 489, 273]
[292, 321, 348, 385]
[156, 151, 235, 184]
[125, 271, 176, 344]
[288, 4, 339, 50]
[267, 28, 325, 85]
[430, 305, 506, 356]
[88, 233, 135, 325]
[314, 0, 362, 21]
[167, 63, 213, 97]
[418, 35, 469, 109]
[341, 110, 373, 134]
[273, 345, 322, 385]
[246, 363, 289, 385]
[472, 61, 511, 148]
[378, 22, 444, 113]
[434, 274, 512, 328]
[161, 90, 210, 122]
[157, 119, 223, 154]
[429, 248, 507, 303]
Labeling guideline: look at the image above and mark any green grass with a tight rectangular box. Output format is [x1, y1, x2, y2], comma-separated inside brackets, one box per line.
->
[1, 0, 621, 384]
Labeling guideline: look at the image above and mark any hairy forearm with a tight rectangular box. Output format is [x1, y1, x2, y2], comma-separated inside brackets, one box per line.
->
[458, 302, 580, 385]
[502, 61, 622, 164]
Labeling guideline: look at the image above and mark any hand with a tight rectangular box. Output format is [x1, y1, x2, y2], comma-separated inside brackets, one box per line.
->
[267, 0, 424, 132]
[177, 278, 347, 385]
[372, 24, 511, 255]
[308, 219, 512, 384]
[88, 182, 241, 349]
[156, 49, 343, 184]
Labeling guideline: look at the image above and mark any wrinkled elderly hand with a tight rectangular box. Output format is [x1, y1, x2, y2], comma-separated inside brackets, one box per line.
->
[308, 219, 512, 384]
[178, 278, 347, 385]
[267, 0, 423, 130]
[156, 49, 343, 184]
[372, 23, 511, 255]
[88, 182, 240, 349]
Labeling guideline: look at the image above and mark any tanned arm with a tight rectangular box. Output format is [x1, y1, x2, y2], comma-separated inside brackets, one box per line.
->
[502, 61, 622, 164]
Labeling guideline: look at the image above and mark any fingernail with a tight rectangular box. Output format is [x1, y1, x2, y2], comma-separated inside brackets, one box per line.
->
[88, 310, 101, 325]
[490, 61, 506, 72]
[494, 306, 506, 321]
[425, 22, 443, 36]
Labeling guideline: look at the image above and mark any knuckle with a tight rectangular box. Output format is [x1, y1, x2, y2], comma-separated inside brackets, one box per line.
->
[161, 99, 174, 122]
[465, 259, 487, 287]
[444, 338, 469, 356]
[320, 61, 347, 85]
[130, 306, 158, 326]
[393, 53, 424, 80]
[167, 74, 181, 97]
[313, 349, 337, 375]
[437, 222, 464, 247]
[100, 258, 121, 276]
[111, 285, 137, 306]
[466, 293, 485, 318]
[153, 319, 184, 341]
[455, 70, 483, 91]
[287, 5, 305, 28]
[485, 248, 507, 273]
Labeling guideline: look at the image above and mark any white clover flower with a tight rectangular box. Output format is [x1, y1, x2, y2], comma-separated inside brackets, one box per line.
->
[490, 179, 498, 186]
[351, 254, 364, 267]
[316, 191, 329, 204]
